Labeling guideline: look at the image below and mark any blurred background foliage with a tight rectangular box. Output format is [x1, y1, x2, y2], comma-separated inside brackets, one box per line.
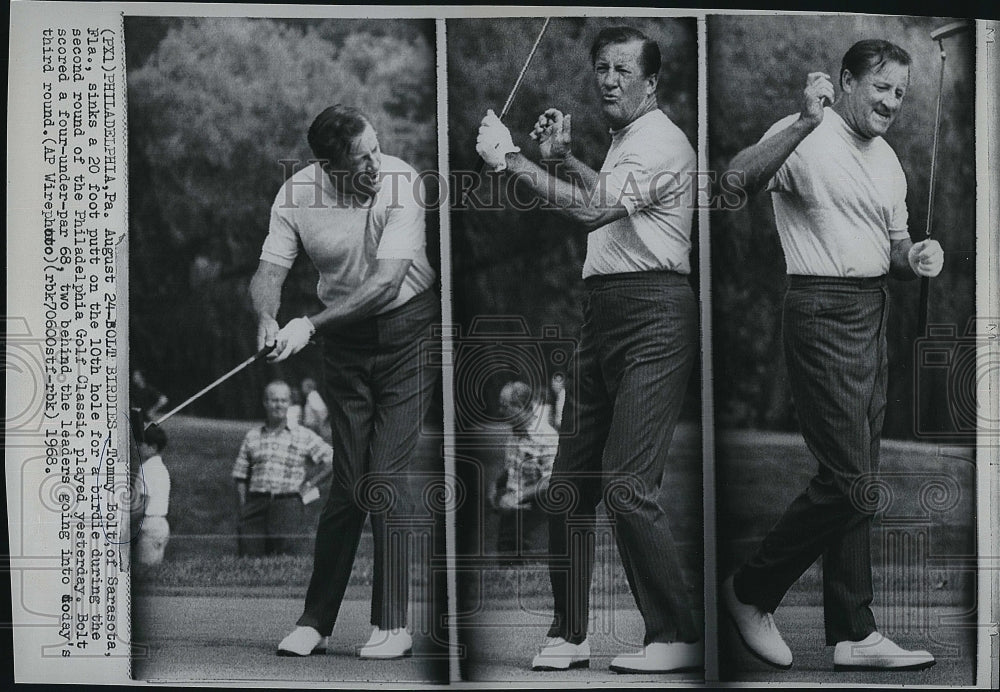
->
[125, 18, 437, 419]
[448, 17, 700, 418]
[709, 15, 976, 440]
[125, 15, 976, 438]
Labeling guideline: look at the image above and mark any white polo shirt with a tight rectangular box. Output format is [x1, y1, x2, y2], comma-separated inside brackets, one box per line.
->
[763, 108, 910, 277]
[261, 155, 436, 313]
[583, 109, 696, 278]
[137, 455, 170, 517]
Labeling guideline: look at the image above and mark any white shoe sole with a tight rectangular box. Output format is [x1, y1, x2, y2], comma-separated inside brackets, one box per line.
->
[609, 662, 702, 674]
[531, 659, 589, 671]
[358, 648, 412, 660]
[834, 660, 936, 672]
[276, 647, 325, 657]
[276, 642, 327, 657]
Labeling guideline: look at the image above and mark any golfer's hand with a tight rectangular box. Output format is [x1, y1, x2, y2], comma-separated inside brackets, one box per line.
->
[530, 108, 572, 161]
[801, 72, 834, 129]
[271, 317, 315, 362]
[477, 109, 520, 171]
[257, 316, 279, 352]
[908, 239, 944, 278]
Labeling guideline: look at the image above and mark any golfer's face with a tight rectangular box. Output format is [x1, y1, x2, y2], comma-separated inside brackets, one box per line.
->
[341, 124, 382, 198]
[594, 41, 654, 129]
[843, 61, 909, 138]
[264, 385, 290, 424]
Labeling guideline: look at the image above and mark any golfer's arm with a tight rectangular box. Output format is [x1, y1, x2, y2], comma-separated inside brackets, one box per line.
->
[730, 118, 816, 196]
[250, 260, 290, 321]
[309, 259, 411, 329]
[558, 154, 601, 194]
[890, 237, 917, 280]
[506, 153, 627, 231]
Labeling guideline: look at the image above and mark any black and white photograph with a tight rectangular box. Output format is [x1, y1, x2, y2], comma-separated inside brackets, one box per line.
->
[447, 16, 704, 682]
[4, 2, 999, 689]
[124, 16, 449, 683]
[708, 13, 978, 684]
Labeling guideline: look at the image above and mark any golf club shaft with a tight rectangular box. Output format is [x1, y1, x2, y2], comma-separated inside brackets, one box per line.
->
[930, 21, 970, 41]
[917, 37, 950, 336]
[468, 18, 552, 189]
[499, 17, 551, 120]
[147, 344, 274, 428]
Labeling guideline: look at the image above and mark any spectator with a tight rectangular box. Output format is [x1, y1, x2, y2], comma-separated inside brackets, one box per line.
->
[492, 381, 559, 559]
[130, 368, 169, 422]
[548, 373, 567, 431]
[300, 377, 330, 440]
[133, 424, 171, 565]
[232, 380, 334, 556]
[287, 384, 304, 428]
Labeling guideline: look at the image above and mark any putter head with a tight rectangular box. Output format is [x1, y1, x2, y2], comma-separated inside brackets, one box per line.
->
[930, 21, 971, 41]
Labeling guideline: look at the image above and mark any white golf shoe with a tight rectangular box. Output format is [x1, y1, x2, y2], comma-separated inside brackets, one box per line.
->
[722, 575, 792, 669]
[530, 637, 590, 671]
[357, 627, 413, 659]
[609, 640, 704, 673]
[277, 626, 324, 657]
[833, 632, 935, 671]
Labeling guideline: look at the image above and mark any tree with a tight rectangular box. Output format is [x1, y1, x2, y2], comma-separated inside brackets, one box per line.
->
[127, 17, 437, 418]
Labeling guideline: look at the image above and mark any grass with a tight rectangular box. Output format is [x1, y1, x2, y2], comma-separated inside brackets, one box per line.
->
[138, 418, 974, 607]
[716, 430, 976, 607]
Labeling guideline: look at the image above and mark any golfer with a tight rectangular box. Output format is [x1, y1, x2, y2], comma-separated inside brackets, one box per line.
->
[476, 26, 701, 673]
[251, 104, 438, 659]
[722, 40, 942, 671]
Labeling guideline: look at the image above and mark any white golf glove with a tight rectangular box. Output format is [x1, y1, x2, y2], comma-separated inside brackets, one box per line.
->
[908, 239, 944, 278]
[271, 317, 315, 362]
[476, 109, 520, 171]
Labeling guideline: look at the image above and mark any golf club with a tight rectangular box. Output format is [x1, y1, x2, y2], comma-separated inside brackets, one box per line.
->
[918, 21, 971, 336]
[145, 343, 275, 429]
[462, 17, 551, 206]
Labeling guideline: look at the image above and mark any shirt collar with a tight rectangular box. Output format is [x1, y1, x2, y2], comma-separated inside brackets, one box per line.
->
[609, 108, 660, 139]
[315, 163, 378, 210]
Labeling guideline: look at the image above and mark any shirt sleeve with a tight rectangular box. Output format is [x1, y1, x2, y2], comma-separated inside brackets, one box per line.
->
[603, 137, 695, 217]
[304, 430, 333, 466]
[231, 432, 253, 480]
[376, 165, 425, 260]
[143, 462, 171, 515]
[887, 155, 909, 240]
[259, 191, 301, 269]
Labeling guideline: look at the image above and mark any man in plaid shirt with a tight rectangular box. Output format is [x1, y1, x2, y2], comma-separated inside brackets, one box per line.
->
[233, 380, 333, 556]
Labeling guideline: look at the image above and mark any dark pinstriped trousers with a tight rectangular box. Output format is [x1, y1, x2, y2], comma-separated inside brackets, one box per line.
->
[545, 271, 700, 646]
[297, 290, 439, 635]
[734, 275, 888, 645]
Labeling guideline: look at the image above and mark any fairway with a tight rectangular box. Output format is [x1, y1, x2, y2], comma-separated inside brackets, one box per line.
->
[716, 429, 976, 683]
[131, 417, 976, 685]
